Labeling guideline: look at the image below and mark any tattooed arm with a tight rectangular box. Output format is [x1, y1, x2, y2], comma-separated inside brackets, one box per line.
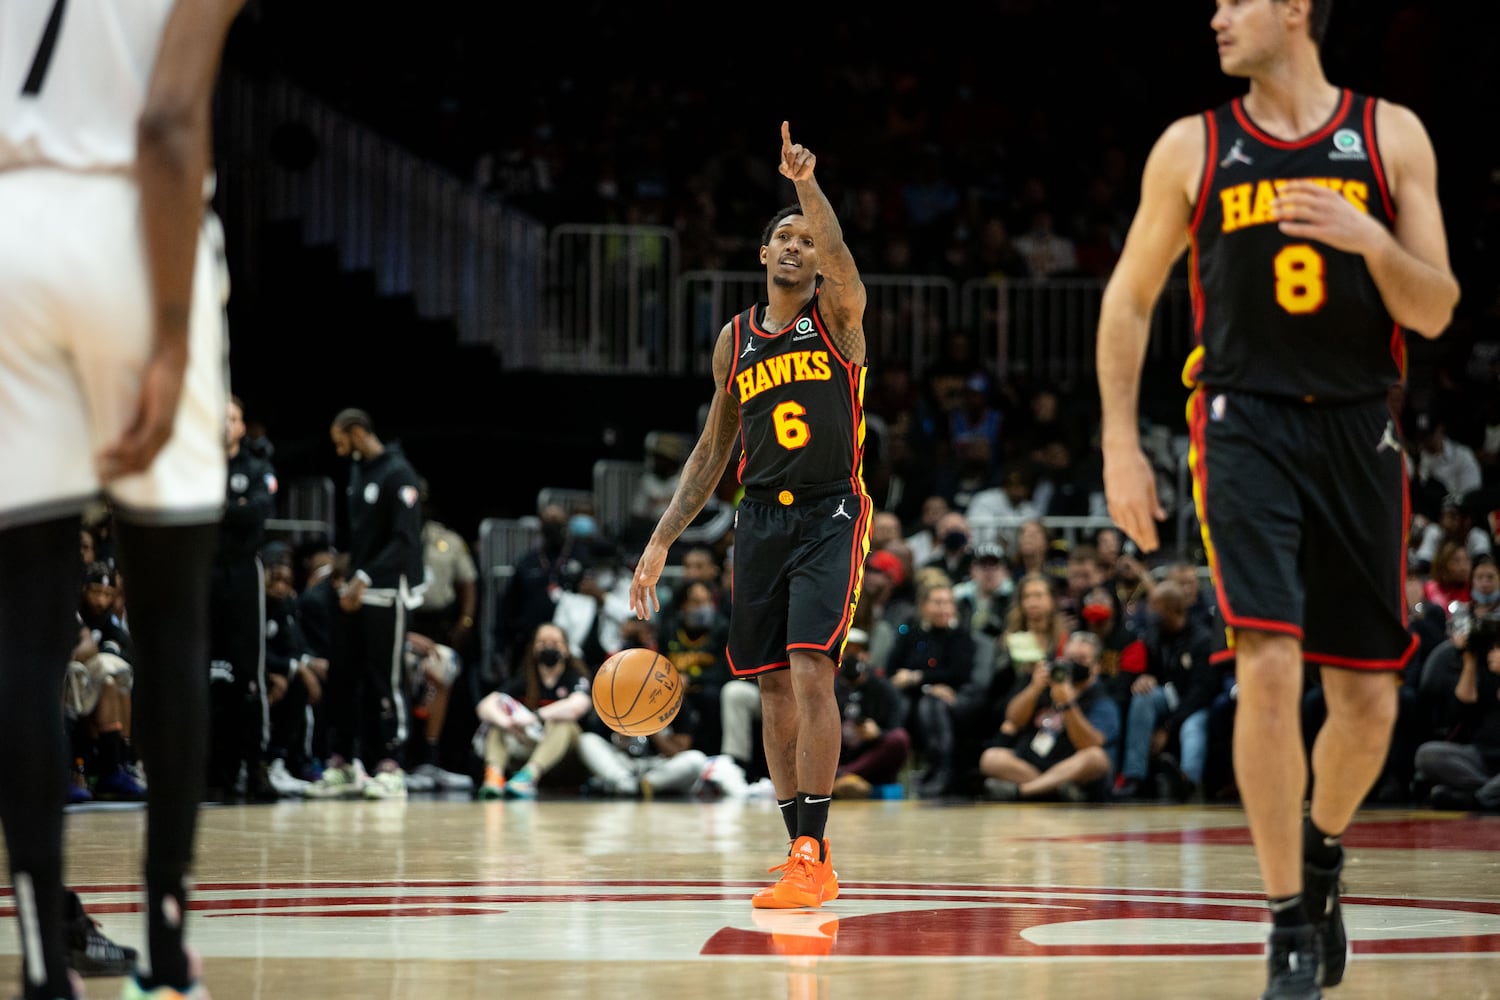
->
[629, 324, 741, 620]
[779, 121, 866, 365]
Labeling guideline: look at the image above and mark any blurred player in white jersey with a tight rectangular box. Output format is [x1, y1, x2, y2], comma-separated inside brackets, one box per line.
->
[0, 2, 244, 998]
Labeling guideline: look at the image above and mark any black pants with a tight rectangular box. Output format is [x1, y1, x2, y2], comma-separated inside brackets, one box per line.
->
[327, 600, 408, 771]
[207, 557, 266, 791]
[267, 674, 311, 776]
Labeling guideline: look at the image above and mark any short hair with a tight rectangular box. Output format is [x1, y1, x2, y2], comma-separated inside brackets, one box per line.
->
[82, 561, 115, 588]
[1068, 544, 1099, 566]
[1065, 630, 1104, 660]
[1277, 0, 1332, 46]
[761, 203, 805, 246]
[332, 408, 374, 433]
[1307, 0, 1332, 45]
[229, 394, 244, 412]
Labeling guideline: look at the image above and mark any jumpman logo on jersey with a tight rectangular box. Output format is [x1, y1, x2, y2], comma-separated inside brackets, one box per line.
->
[1220, 138, 1254, 168]
[832, 499, 851, 520]
[1376, 420, 1402, 453]
[740, 338, 758, 358]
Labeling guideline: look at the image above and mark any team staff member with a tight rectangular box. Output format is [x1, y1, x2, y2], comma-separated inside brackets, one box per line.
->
[207, 395, 277, 800]
[310, 408, 426, 800]
[1097, 1, 1459, 995]
[631, 122, 869, 910]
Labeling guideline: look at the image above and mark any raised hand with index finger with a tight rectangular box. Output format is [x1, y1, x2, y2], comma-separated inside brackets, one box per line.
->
[779, 121, 816, 181]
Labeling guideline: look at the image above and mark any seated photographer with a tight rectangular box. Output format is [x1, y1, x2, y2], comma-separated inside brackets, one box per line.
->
[1418, 556, 1500, 735]
[978, 630, 1120, 802]
[1414, 559, 1500, 812]
[1115, 580, 1217, 801]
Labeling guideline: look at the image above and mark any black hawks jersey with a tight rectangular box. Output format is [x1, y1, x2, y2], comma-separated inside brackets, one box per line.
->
[1186, 90, 1400, 402]
[725, 294, 867, 493]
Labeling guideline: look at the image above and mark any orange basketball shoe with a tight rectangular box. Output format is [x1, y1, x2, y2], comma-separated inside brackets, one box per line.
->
[751, 836, 839, 909]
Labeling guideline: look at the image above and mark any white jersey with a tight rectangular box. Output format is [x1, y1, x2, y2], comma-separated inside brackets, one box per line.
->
[0, 0, 175, 172]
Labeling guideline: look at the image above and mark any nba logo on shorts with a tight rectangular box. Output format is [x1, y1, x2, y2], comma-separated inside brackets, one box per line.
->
[1210, 395, 1227, 421]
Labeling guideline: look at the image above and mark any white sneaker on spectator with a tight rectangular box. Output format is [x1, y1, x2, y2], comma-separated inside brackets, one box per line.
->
[403, 767, 437, 793]
[304, 757, 369, 799]
[266, 758, 310, 797]
[363, 761, 407, 800]
[413, 762, 474, 792]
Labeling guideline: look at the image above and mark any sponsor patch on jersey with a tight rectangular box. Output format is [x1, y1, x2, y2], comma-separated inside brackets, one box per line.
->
[364, 483, 380, 505]
[265, 473, 279, 495]
[400, 485, 420, 508]
[1329, 128, 1366, 161]
[229, 472, 249, 494]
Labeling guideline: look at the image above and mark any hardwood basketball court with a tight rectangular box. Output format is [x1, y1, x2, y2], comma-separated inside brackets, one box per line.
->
[3, 797, 1497, 998]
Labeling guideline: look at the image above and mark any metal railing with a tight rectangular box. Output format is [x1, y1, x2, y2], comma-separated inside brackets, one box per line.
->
[265, 475, 336, 545]
[673, 270, 961, 377]
[217, 75, 1196, 384]
[216, 73, 546, 352]
[540, 225, 678, 372]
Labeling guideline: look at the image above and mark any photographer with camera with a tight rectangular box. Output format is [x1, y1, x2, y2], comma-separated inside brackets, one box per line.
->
[1413, 555, 1500, 812]
[831, 629, 911, 798]
[978, 630, 1120, 802]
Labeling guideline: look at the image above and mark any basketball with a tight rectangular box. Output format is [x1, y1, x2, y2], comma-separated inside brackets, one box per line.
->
[592, 647, 684, 737]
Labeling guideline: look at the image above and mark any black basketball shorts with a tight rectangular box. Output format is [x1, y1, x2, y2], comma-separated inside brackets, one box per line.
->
[1188, 389, 1416, 671]
[727, 481, 872, 676]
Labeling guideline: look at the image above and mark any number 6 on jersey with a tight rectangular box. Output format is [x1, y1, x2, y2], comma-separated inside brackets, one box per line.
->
[772, 400, 811, 450]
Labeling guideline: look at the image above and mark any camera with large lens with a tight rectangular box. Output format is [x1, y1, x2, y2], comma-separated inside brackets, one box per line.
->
[1050, 656, 1086, 689]
[1450, 603, 1500, 652]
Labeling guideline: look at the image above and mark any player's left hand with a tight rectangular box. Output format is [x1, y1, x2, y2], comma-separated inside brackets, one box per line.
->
[779, 121, 816, 182]
[1272, 179, 1385, 256]
[97, 344, 187, 481]
[629, 543, 667, 620]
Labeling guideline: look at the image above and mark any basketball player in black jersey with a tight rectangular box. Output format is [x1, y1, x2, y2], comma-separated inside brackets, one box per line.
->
[1097, 2, 1459, 997]
[631, 122, 868, 910]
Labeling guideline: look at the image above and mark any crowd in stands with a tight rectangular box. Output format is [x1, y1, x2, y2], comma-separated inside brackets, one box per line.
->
[64, 352, 1500, 815]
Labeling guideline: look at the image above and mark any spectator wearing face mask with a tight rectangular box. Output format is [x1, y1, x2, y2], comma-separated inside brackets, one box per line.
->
[496, 503, 588, 675]
[474, 623, 593, 798]
[921, 510, 975, 583]
[626, 433, 689, 549]
[661, 580, 731, 756]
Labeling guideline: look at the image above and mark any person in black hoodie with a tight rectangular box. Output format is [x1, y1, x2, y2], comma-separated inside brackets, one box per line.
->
[207, 395, 279, 800]
[885, 577, 977, 797]
[1115, 579, 1217, 801]
[261, 553, 327, 795]
[309, 408, 425, 800]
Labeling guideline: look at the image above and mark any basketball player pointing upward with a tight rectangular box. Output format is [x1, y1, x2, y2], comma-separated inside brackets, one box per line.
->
[0, 2, 244, 999]
[1097, 2, 1458, 998]
[631, 122, 869, 909]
